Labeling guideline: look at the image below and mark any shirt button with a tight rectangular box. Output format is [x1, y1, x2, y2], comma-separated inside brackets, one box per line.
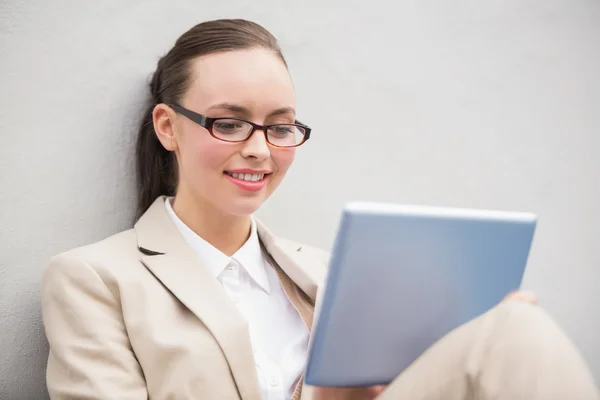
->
[268, 377, 279, 387]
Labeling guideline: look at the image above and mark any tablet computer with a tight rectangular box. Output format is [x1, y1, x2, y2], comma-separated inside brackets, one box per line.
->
[304, 201, 537, 387]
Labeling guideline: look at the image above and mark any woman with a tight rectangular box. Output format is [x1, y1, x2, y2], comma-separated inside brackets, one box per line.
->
[41, 19, 599, 400]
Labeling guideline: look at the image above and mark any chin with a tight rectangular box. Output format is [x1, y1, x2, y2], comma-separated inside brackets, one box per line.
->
[225, 198, 265, 217]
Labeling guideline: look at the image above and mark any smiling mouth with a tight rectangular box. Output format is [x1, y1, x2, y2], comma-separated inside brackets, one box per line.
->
[224, 171, 270, 182]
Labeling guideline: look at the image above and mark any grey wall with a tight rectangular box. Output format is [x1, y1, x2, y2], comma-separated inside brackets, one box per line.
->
[1, 1, 599, 398]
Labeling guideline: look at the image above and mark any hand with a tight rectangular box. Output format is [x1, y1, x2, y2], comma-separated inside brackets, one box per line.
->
[311, 385, 387, 400]
[502, 290, 537, 304]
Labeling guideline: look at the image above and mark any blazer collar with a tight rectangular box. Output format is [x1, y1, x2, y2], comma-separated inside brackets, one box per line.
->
[134, 196, 323, 400]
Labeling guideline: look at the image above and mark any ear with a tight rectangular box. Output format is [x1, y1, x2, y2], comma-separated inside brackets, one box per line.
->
[152, 104, 178, 151]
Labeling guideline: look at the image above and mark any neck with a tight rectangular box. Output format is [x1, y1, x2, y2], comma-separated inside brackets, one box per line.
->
[171, 191, 251, 257]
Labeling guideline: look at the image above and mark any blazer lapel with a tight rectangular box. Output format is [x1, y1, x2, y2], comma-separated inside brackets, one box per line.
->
[134, 197, 261, 400]
[256, 220, 327, 303]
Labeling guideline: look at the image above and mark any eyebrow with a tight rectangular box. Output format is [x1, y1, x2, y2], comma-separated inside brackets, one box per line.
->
[206, 103, 296, 118]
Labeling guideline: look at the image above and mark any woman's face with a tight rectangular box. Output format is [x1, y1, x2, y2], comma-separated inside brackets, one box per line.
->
[163, 48, 297, 217]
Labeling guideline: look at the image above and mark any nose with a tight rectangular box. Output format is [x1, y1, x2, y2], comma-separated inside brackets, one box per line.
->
[240, 129, 270, 160]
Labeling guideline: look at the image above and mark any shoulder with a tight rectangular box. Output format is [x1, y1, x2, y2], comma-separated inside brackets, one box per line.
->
[50, 229, 139, 267]
[44, 229, 142, 295]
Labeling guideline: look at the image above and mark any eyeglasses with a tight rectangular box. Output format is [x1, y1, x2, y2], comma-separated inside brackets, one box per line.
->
[168, 104, 311, 148]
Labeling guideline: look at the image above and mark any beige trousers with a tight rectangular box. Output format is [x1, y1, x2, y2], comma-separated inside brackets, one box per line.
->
[374, 301, 599, 400]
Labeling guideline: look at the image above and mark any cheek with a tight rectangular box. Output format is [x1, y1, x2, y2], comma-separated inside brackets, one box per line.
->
[273, 148, 296, 174]
[179, 132, 234, 175]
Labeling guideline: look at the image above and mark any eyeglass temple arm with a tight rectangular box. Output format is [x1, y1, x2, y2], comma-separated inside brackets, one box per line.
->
[168, 104, 208, 126]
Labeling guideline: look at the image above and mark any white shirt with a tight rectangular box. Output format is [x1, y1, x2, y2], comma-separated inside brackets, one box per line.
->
[165, 199, 310, 400]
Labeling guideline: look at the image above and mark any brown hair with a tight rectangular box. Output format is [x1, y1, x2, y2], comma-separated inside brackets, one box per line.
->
[135, 19, 287, 219]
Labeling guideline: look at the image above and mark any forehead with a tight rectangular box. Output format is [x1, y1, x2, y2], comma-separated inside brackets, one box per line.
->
[183, 48, 295, 114]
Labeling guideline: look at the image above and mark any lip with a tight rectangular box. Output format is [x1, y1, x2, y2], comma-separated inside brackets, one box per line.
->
[226, 168, 272, 174]
[223, 171, 271, 192]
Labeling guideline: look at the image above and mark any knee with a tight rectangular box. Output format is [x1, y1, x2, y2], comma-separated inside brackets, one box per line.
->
[494, 300, 553, 325]
[485, 300, 568, 348]
[494, 300, 555, 328]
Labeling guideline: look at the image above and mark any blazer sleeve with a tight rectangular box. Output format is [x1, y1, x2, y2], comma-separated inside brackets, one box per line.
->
[41, 253, 148, 400]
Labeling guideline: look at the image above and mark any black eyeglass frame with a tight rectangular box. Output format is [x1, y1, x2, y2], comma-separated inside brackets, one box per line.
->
[167, 104, 311, 148]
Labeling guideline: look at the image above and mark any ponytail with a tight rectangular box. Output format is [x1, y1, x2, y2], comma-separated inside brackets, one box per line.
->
[134, 99, 177, 220]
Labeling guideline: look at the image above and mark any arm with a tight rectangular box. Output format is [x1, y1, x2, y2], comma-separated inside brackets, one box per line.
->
[41, 253, 148, 399]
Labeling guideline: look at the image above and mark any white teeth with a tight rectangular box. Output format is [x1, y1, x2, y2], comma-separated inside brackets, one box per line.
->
[228, 172, 265, 182]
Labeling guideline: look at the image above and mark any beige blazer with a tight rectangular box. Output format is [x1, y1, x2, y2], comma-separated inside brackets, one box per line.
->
[41, 196, 329, 400]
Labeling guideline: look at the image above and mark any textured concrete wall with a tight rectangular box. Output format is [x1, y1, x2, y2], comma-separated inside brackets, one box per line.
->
[1, 1, 599, 398]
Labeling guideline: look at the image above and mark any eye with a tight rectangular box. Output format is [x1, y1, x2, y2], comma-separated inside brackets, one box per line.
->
[270, 125, 295, 136]
[214, 120, 244, 131]
[212, 119, 250, 136]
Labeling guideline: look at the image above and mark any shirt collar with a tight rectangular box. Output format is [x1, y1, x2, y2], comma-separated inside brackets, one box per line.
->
[164, 198, 271, 294]
[232, 217, 270, 293]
